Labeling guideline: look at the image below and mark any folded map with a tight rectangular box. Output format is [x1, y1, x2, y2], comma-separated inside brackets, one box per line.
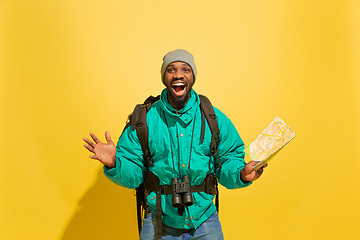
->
[244, 116, 296, 171]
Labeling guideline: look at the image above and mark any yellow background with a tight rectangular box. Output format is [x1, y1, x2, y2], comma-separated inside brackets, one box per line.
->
[1, 0, 360, 239]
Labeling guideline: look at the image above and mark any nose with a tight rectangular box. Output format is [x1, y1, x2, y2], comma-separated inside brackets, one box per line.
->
[174, 70, 184, 79]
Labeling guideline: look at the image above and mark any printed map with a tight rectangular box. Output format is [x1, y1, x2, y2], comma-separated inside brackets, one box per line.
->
[245, 116, 296, 170]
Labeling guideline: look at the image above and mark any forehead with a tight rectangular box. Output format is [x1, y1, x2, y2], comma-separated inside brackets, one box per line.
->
[166, 61, 191, 68]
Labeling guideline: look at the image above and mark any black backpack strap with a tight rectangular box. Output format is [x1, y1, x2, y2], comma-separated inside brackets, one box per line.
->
[131, 104, 154, 168]
[215, 181, 219, 213]
[131, 105, 151, 236]
[129, 95, 159, 236]
[154, 190, 164, 240]
[199, 95, 221, 213]
[135, 183, 145, 236]
[199, 95, 221, 172]
[130, 95, 160, 168]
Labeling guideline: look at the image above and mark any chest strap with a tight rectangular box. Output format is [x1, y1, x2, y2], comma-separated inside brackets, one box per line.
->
[145, 173, 218, 195]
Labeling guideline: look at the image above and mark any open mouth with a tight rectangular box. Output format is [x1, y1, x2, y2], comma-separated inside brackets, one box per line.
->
[171, 81, 187, 96]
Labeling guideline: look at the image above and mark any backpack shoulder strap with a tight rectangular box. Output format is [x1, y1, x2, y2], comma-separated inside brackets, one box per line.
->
[131, 104, 153, 168]
[199, 94, 221, 213]
[128, 95, 159, 236]
[199, 95, 221, 172]
[130, 95, 160, 168]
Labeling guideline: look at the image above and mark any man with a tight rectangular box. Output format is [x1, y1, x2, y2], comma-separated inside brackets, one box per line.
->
[83, 49, 266, 239]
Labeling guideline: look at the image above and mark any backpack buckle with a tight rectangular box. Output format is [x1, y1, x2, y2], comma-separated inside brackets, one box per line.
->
[136, 120, 143, 127]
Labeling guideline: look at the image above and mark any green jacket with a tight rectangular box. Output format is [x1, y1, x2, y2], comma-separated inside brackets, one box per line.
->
[104, 89, 251, 229]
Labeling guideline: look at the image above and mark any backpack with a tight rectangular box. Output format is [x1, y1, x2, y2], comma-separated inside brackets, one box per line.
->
[126, 94, 221, 238]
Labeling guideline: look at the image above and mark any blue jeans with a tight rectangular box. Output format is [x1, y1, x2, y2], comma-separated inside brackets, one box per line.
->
[139, 211, 224, 240]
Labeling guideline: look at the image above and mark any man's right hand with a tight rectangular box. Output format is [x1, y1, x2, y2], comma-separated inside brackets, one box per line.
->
[83, 131, 116, 168]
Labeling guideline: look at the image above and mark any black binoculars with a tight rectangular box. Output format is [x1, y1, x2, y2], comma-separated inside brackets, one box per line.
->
[171, 176, 193, 208]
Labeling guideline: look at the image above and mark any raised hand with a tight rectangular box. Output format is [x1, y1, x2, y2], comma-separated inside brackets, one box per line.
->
[83, 131, 116, 168]
[240, 161, 267, 182]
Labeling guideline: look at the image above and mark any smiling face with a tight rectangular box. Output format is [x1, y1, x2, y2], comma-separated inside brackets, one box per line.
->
[163, 61, 194, 110]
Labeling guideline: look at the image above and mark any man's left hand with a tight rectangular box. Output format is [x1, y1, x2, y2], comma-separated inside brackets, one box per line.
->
[240, 161, 267, 182]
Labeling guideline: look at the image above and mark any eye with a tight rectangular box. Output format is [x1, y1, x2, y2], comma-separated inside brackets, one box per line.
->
[167, 68, 175, 73]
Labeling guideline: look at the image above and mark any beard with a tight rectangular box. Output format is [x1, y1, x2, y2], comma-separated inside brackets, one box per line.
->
[168, 88, 192, 110]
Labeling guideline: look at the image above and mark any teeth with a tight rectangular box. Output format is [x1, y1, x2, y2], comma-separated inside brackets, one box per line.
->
[173, 82, 185, 86]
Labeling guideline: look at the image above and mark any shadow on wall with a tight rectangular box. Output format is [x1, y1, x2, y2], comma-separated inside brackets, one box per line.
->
[61, 169, 139, 240]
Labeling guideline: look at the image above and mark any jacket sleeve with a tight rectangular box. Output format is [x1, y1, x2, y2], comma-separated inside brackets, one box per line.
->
[103, 125, 145, 189]
[213, 108, 252, 189]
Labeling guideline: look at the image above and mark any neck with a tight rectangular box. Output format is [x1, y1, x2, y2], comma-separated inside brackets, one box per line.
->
[167, 91, 191, 110]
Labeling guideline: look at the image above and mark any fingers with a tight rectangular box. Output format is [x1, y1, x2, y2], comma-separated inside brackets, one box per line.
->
[256, 167, 264, 173]
[248, 161, 261, 167]
[105, 131, 113, 145]
[83, 137, 96, 154]
[83, 131, 113, 162]
[256, 162, 268, 171]
[83, 137, 96, 148]
[90, 132, 101, 144]
[83, 141, 95, 153]
[255, 164, 267, 178]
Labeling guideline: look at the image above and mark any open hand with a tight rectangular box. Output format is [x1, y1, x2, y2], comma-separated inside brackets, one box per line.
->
[240, 161, 267, 182]
[83, 131, 116, 168]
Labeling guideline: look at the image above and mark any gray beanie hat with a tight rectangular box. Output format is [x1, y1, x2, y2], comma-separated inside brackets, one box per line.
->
[161, 49, 197, 85]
